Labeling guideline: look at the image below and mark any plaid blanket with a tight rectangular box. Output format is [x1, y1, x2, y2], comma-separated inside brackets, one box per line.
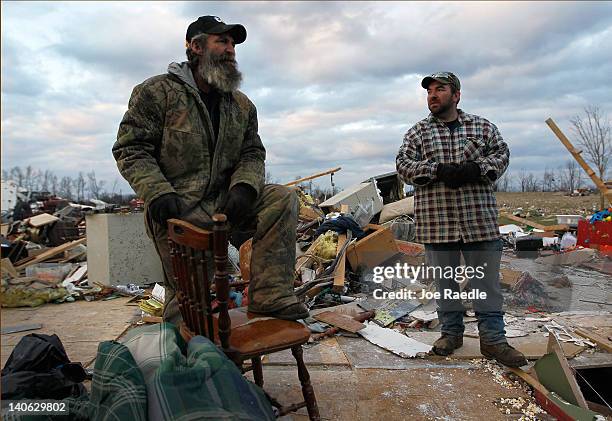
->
[3, 323, 273, 421]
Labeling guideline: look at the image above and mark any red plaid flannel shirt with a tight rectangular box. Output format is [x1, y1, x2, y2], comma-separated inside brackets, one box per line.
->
[396, 110, 509, 244]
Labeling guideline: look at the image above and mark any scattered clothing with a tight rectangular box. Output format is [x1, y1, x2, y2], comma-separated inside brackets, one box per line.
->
[314, 215, 366, 240]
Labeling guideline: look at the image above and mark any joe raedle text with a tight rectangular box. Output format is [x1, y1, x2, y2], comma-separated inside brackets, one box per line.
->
[372, 288, 487, 300]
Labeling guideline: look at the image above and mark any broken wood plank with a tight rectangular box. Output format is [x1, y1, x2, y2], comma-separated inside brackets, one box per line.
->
[546, 118, 612, 201]
[299, 206, 321, 222]
[14, 238, 87, 271]
[313, 311, 365, 333]
[500, 213, 569, 232]
[574, 328, 612, 353]
[332, 233, 348, 293]
[284, 167, 341, 187]
[311, 310, 374, 341]
[1, 323, 43, 335]
[25, 213, 59, 227]
[508, 367, 550, 396]
[59, 251, 86, 263]
[142, 316, 163, 324]
[295, 236, 322, 272]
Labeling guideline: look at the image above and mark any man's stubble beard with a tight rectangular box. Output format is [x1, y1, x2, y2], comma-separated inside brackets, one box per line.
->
[429, 98, 454, 117]
[197, 49, 243, 93]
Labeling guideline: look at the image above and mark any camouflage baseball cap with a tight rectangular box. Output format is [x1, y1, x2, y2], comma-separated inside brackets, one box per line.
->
[421, 72, 461, 90]
[186, 16, 247, 44]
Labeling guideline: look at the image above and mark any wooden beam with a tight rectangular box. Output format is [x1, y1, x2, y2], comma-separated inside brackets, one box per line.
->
[295, 237, 321, 273]
[284, 167, 341, 187]
[314, 311, 365, 333]
[332, 233, 347, 293]
[500, 213, 569, 232]
[575, 328, 612, 353]
[14, 238, 87, 271]
[508, 367, 549, 396]
[546, 118, 612, 201]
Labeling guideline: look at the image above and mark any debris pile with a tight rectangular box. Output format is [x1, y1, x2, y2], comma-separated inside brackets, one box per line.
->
[1, 186, 150, 308]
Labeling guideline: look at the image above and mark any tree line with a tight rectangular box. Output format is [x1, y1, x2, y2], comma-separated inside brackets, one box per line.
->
[495, 160, 590, 193]
[1, 166, 135, 205]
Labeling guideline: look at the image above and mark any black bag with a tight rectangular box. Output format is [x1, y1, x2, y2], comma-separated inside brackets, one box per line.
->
[1, 333, 87, 400]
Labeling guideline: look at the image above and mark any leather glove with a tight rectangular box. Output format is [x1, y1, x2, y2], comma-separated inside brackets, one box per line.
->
[436, 163, 461, 188]
[457, 161, 482, 184]
[223, 184, 257, 223]
[149, 193, 183, 225]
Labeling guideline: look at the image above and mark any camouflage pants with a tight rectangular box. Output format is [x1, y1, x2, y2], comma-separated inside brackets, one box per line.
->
[146, 184, 299, 323]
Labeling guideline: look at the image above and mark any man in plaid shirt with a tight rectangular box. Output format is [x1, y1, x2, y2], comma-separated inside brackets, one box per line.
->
[396, 72, 527, 367]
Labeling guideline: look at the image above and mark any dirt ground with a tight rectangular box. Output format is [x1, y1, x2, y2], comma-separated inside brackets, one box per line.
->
[495, 192, 603, 215]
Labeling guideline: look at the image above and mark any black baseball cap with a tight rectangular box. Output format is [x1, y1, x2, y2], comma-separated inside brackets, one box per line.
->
[421, 72, 461, 91]
[186, 16, 247, 44]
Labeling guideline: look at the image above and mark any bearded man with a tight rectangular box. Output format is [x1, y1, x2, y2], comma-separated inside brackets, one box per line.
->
[113, 16, 308, 323]
[396, 72, 527, 367]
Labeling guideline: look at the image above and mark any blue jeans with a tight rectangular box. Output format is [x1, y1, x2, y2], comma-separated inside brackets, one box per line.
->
[424, 239, 506, 344]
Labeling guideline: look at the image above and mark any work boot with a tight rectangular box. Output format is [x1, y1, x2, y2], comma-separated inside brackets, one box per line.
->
[263, 303, 310, 321]
[480, 341, 528, 367]
[432, 334, 463, 356]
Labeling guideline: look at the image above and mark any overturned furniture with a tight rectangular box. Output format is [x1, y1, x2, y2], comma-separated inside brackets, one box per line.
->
[167, 216, 320, 420]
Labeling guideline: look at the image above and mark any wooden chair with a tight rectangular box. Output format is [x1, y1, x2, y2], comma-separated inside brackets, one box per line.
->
[167, 215, 320, 420]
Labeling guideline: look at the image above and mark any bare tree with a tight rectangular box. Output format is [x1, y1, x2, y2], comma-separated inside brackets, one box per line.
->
[10, 166, 24, 187]
[541, 167, 556, 192]
[50, 175, 59, 195]
[518, 169, 529, 192]
[74, 173, 86, 202]
[110, 179, 119, 196]
[526, 174, 539, 192]
[87, 171, 105, 199]
[517, 170, 539, 192]
[41, 170, 53, 192]
[558, 160, 583, 193]
[59, 176, 73, 199]
[570, 105, 611, 180]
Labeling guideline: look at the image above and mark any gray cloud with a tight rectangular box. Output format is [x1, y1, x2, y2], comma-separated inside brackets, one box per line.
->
[2, 1, 612, 196]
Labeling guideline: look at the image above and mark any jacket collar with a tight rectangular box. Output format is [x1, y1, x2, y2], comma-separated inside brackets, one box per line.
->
[167, 61, 199, 91]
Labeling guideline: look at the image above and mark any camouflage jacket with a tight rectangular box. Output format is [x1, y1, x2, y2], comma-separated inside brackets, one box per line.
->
[113, 61, 265, 214]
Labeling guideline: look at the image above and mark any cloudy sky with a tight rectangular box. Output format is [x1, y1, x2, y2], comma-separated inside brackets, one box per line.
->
[2, 1, 612, 196]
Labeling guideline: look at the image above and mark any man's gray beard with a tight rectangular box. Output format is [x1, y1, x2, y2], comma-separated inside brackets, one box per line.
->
[197, 51, 242, 93]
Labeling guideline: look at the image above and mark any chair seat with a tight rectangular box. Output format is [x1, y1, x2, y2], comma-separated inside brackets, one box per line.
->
[181, 308, 310, 359]
[221, 308, 310, 358]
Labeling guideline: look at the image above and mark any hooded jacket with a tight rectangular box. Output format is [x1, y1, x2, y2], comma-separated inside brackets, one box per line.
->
[113, 61, 265, 216]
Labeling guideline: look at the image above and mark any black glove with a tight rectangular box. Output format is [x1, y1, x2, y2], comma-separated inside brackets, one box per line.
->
[457, 161, 481, 184]
[149, 193, 183, 225]
[223, 184, 257, 223]
[436, 163, 461, 188]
